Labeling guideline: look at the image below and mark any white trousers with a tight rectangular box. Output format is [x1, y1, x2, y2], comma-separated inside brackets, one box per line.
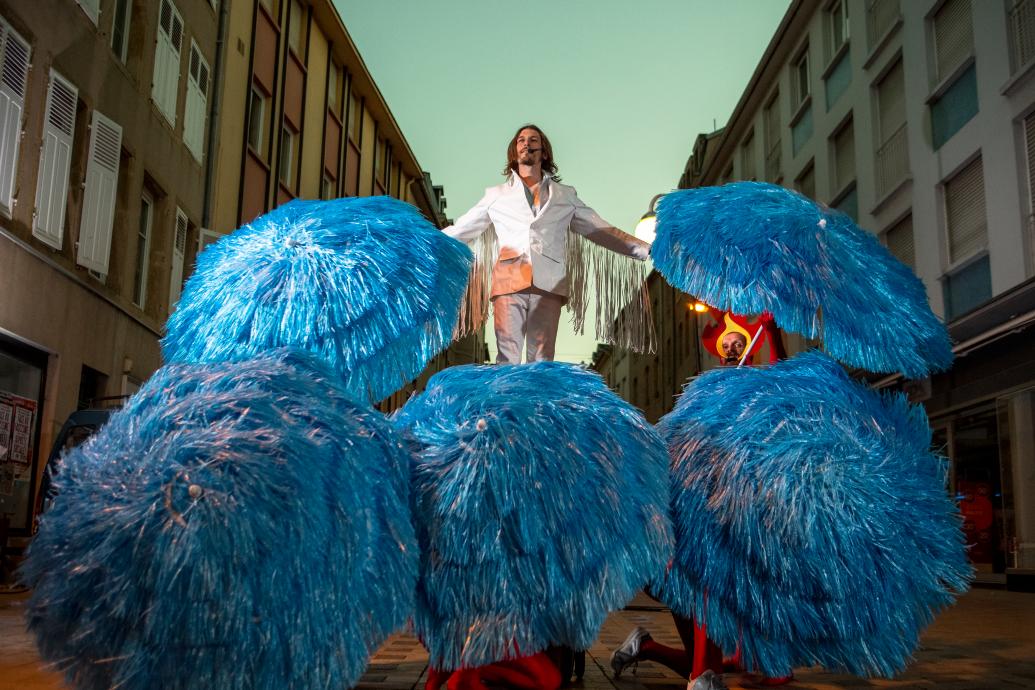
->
[492, 288, 565, 364]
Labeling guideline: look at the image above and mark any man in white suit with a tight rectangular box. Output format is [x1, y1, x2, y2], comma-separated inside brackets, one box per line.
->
[444, 124, 650, 364]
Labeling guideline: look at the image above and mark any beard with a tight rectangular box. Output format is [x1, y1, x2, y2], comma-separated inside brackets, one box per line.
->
[518, 153, 536, 165]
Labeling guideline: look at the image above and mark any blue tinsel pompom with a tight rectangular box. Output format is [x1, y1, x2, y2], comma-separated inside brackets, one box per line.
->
[652, 182, 953, 378]
[653, 351, 971, 677]
[393, 362, 673, 670]
[162, 196, 472, 402]
[21, 350, 417, 690]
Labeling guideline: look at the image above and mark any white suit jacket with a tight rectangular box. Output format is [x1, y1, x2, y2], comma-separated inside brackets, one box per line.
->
[443, 174, 648, 298]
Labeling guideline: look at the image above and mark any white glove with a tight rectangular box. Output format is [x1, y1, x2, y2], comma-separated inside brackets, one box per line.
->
[632, 243, 651, 261]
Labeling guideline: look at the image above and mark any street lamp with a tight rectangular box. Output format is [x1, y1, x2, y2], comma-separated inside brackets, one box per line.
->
[634, 193, 666, 244]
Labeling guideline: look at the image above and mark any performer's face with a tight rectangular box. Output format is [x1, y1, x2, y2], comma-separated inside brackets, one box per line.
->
[721, 333, 747, 364]
[516, 128, 543, 167]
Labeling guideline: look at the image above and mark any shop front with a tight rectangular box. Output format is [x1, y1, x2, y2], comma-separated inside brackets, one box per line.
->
[0, 332, 47, 538]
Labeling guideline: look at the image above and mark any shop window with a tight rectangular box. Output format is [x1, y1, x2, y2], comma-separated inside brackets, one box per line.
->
[0, 340, 46, 534]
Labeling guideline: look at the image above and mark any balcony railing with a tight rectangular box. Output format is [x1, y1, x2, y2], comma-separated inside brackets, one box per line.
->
[765, 143, 782, 182]
[867, 0, 899, 51]
[875, 123, 909, 199]
[1010, 0, 1035, 74]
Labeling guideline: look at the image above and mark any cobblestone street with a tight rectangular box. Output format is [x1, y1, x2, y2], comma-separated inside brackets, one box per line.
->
[3, 588, 1033, 690]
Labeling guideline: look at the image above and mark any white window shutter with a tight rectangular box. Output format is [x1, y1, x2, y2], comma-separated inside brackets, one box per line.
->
[152, 0, 182, 125]
[34, 70, 77, 250]
[168, 207, 188, 313]
[77, 111, 122, 274]
[183, 41, 208, 161]
[0, 20, 31, 216]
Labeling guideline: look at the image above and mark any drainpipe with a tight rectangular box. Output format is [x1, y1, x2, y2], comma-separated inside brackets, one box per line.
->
[202, 0, 231, 229]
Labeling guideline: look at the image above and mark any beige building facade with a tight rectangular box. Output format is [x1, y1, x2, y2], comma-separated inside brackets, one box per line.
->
[0, 0, 477, 543]
[0, 0, 217, 539]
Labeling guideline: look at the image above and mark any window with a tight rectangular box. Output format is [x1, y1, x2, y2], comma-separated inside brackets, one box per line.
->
[834, 185, 858, 221]
[792, 48, 810, 107]
[279, 124, 296, 189]
[941, 157, 989, 319]
[247, 85, 267, 157]
[347, 91, 360, 143]
[932, 0, 973, 84]
[828, 0, 849, 58]
[1009, 0, 1035, 73]
[258, 0, 280, 19]
[825, 47, 852, 112]
[197, 228, 221, 254]
[944, 157, 986, 266]
[832, 117, 855, 195]
[792, 106, 813, 156]
[133, 194, 153, 308]
[943, 254, 990, 319]
[931, 63, 977, 150]
[77, 110, 123, 275]
[152, 0, 183, 126]
[795, 162, 815, 201]
[1024, 111, 1035, 228]
[288, 0, 305, 58]
[763, 94, 781, 181]
[169, 207, 188, 314]
[883, 215, 914, 269]
[111, 0, 132, 63]
[374, 136, 387, 188]
[0, 19, 30, 217]
[77, 0, 100, 24]
[867, 0, 899, 51]
[740, 130, 756, 180]
[328, 60, 344, 119]
[34, 70, 78, 250]
[184, 41, 210, 162]
[875, 58, 908, 197]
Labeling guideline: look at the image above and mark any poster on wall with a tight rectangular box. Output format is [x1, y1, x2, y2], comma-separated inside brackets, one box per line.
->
[0, 391, 37, 495]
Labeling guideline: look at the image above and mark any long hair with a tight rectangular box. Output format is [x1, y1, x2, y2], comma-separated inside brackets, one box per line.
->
[502, 124, 560, 180]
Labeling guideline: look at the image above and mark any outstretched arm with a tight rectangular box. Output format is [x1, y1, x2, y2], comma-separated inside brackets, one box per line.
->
[442, 188, 495, 243]
[569, 194, 650, 260]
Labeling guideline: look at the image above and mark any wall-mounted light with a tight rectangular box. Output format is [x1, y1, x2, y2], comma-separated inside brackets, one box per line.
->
[634, 193, 666, 244]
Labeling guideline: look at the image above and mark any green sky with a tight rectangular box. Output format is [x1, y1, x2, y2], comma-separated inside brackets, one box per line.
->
[335, 0, 791, 362]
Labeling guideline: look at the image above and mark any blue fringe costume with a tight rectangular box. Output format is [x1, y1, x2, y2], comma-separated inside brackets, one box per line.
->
[162, 196, 472, 402]
[393, 362, 673, 671]
[653, 352, 970, 678]
[651, 183, 953, 378]
[22, 351, 417, 690]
